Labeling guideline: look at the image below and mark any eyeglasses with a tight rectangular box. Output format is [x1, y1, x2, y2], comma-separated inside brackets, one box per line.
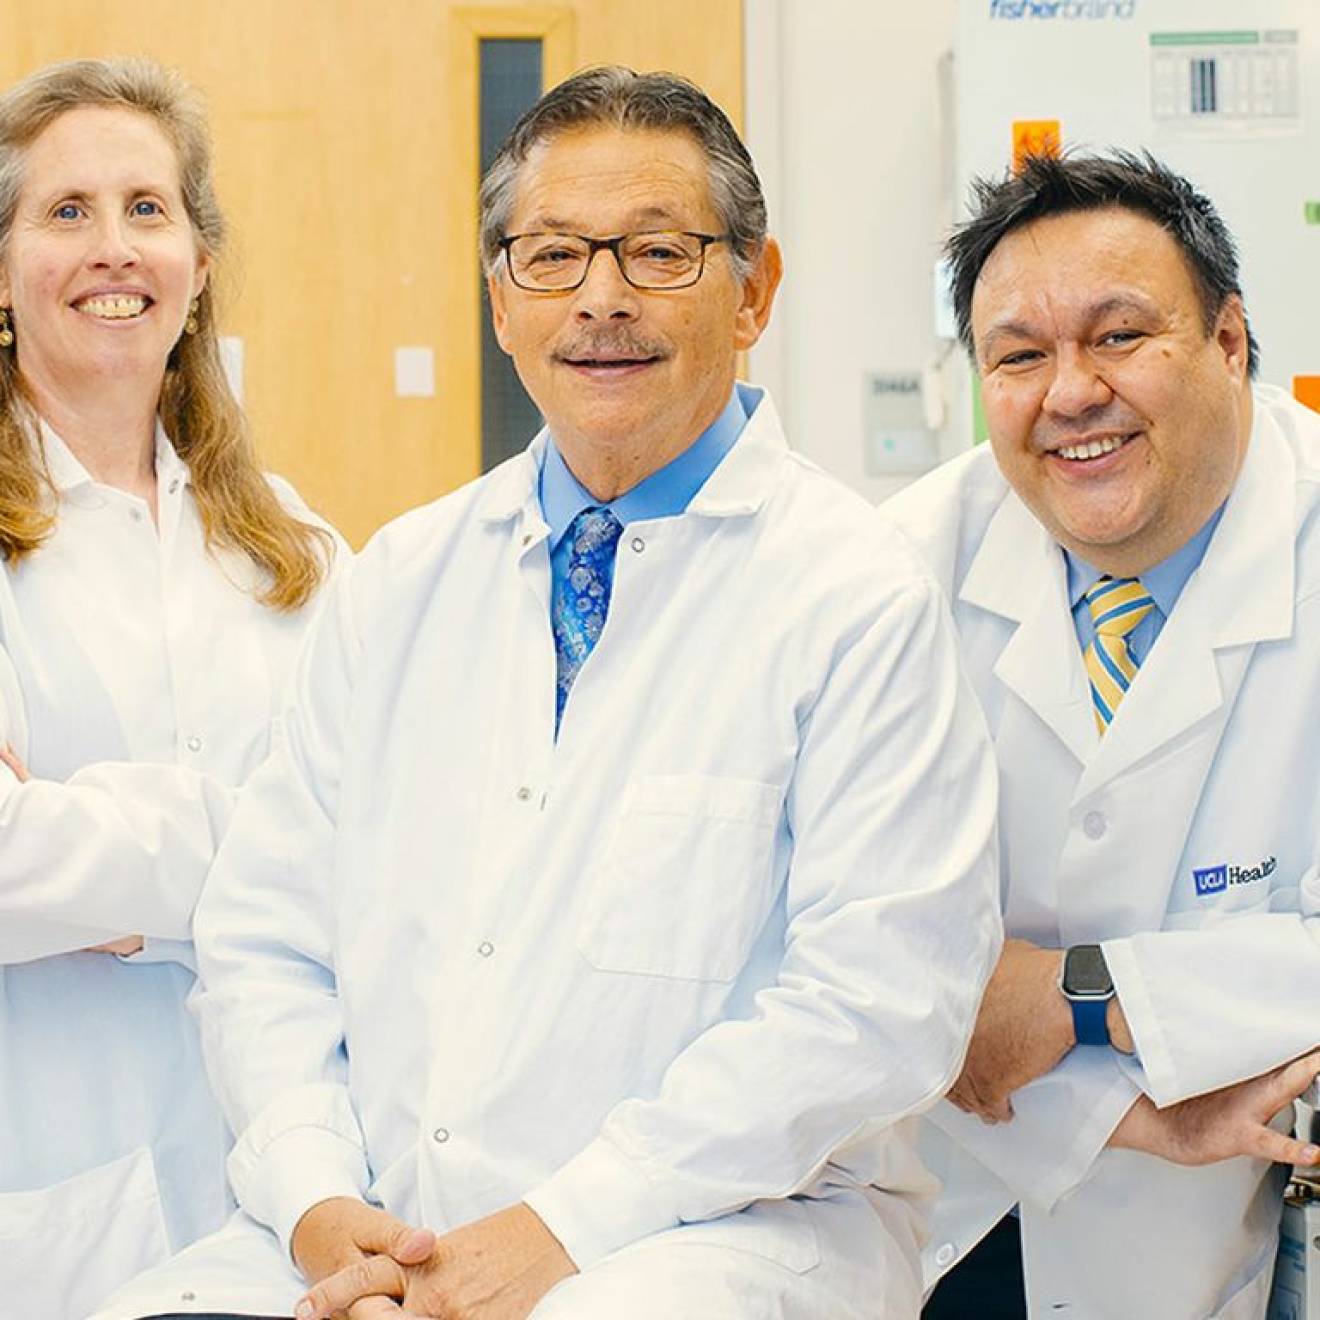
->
[498, 230, 732, 292]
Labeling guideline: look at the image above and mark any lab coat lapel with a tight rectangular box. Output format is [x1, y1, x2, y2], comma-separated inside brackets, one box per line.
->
[960, 492, 1097, 766]
[1075, 403, 1294, 800]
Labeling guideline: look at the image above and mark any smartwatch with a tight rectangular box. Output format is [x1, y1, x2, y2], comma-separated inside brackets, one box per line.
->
[1059, 943, 1114, 1046]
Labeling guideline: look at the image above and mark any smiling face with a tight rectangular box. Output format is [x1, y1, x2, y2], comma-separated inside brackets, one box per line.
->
[0, 105, 209, 401]
[488, 125, 779, 492]
[971, 206, 1252, 576]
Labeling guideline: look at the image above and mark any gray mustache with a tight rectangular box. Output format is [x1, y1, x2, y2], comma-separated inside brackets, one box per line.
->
[555, 331, 669, 362]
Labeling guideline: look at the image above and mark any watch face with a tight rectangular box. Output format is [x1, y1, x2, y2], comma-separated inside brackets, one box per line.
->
[1064, 944, 1112, 997]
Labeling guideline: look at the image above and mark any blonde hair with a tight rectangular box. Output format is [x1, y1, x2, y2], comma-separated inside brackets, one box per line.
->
[0, 56, 331, 610]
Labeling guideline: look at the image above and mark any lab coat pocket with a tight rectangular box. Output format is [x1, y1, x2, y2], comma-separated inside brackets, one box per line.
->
[0, 1145, 171, 1319]
[578, 774, 781, 982]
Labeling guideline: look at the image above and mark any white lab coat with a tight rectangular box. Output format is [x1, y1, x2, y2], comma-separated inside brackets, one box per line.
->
[97, 388, 1002, 1319]
[0, 422, 333, 1320]
[885, 385, 1320, 1320]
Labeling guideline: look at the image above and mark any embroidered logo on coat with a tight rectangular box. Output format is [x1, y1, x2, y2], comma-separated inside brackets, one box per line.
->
[1193, 855, 1276, 897]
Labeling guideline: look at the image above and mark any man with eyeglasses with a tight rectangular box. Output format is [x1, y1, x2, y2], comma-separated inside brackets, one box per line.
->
[95, 67, 1000, 1320]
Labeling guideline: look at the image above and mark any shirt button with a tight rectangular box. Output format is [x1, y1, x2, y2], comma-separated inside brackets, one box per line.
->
[129, 508, 144, 522]
[478, 941, 494, 958]
[516, 785, 532, 802]
[180, 1293, 196, 1304]
[186, 735, 203, 753]
[1083, 810, 1106, 840]
[168, 477, 180, 494]
[432, 1127, 450, 1144]
[934, 1242, 957, 1268]
[630, 536, 645, 554]
[521, 533, 532, 547]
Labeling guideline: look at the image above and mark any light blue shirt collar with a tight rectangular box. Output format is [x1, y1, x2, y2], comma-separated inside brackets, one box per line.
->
[1066, 503, 1226, 620]
[540, 386, 751, 550]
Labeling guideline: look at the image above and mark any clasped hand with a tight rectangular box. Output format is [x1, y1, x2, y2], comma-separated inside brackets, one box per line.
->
[292, 1197, 576, 1320]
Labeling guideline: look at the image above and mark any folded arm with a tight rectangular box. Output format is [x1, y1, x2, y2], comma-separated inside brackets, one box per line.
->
[1104, 895, 1320, 1104]
[0, 641, 235, 963]
[935, 909, 1320, 1208]
[0, 757, 235, 962]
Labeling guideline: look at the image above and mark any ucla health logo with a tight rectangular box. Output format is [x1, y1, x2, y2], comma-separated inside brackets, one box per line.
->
[989, 0, 1137, 18]
[1193, 855, 1276, 897]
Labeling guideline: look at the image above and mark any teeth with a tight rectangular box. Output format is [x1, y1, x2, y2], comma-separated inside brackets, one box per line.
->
[77, 295, 147, 319]
[1057, 434, 1129, 461]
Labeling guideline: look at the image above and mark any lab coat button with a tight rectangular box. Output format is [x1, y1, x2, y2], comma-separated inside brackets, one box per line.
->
[180, 1293, 196, 1303]
[630, 536, 645, 553]
[130, 508, 144, 522]
[478, 941, 494, 957]
[432, 1127, 450, 1144]
[934, 1242, 957, 1268]
[521, 533, 532, 547]
[168, 477, 181, 494]
[1082, 810, 1106, 839]
[186, 735, 203, 753]
[516, 786, 532, 802]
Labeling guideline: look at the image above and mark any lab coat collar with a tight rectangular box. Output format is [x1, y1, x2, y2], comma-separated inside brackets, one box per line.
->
[1071, 397, 1294, 788]
[688, 385, 784, 517]
[959, 489, 1097, 765]
[153, 422, 191, 492]
[476, 384, 785, 527]
[475, 433, 548, 528]
[1090, 397, 1292, 762]
[37, 416, 191, 494]
[36, 417, 93, 492]
[960, 388, 1296, 781]
[1191, 393, 1294, 651]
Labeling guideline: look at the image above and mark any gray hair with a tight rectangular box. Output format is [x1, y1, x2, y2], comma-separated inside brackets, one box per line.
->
[479, 65, 767, 281]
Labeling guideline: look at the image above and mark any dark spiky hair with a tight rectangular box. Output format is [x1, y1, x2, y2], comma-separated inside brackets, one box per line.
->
[947, 150, 1257, 376]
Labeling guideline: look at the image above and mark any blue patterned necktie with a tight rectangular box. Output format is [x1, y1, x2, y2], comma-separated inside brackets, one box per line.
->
[552, 506, 623, 728]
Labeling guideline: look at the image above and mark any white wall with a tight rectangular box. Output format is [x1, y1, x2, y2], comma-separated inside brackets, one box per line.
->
[745, 0, 959, 503]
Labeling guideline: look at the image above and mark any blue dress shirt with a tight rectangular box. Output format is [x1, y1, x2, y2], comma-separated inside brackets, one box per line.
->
[1064, 505, 1226, 665]
[539, 384, 758, 605]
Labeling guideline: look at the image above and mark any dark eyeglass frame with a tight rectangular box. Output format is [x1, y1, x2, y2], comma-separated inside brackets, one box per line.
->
[497, 230, 733, 292]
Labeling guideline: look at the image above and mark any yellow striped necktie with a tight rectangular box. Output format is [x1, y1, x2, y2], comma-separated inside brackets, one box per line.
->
[1084, 576, 1156, 734]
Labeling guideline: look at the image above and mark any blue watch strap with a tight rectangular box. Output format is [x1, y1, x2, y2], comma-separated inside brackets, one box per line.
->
[1071, 997, 1110, 1046]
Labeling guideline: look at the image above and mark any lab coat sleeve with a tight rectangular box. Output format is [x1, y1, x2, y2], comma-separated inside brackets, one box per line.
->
[191, 565, 370, 1255]
[0, 762, 236, 963]
[0, 632, 235, 963]
[1103, 873, 1320, 1105]
[523, 579, 1004, 1269]
[925, 1048, 1142, 1212]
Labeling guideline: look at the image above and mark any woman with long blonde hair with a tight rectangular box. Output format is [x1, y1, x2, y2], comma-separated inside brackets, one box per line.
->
[0, 56, 337, 1318]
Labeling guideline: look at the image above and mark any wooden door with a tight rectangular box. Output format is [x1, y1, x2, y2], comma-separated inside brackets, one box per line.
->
[0, 2, 744, 544]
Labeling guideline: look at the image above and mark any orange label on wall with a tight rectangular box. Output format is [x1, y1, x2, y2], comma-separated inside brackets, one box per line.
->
[1294, 376, 1320, 414]
[1013, 120, 1062, 173]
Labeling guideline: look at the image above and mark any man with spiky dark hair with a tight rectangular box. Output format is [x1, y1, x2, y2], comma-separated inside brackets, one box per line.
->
[890, 150, 1320, 1319]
